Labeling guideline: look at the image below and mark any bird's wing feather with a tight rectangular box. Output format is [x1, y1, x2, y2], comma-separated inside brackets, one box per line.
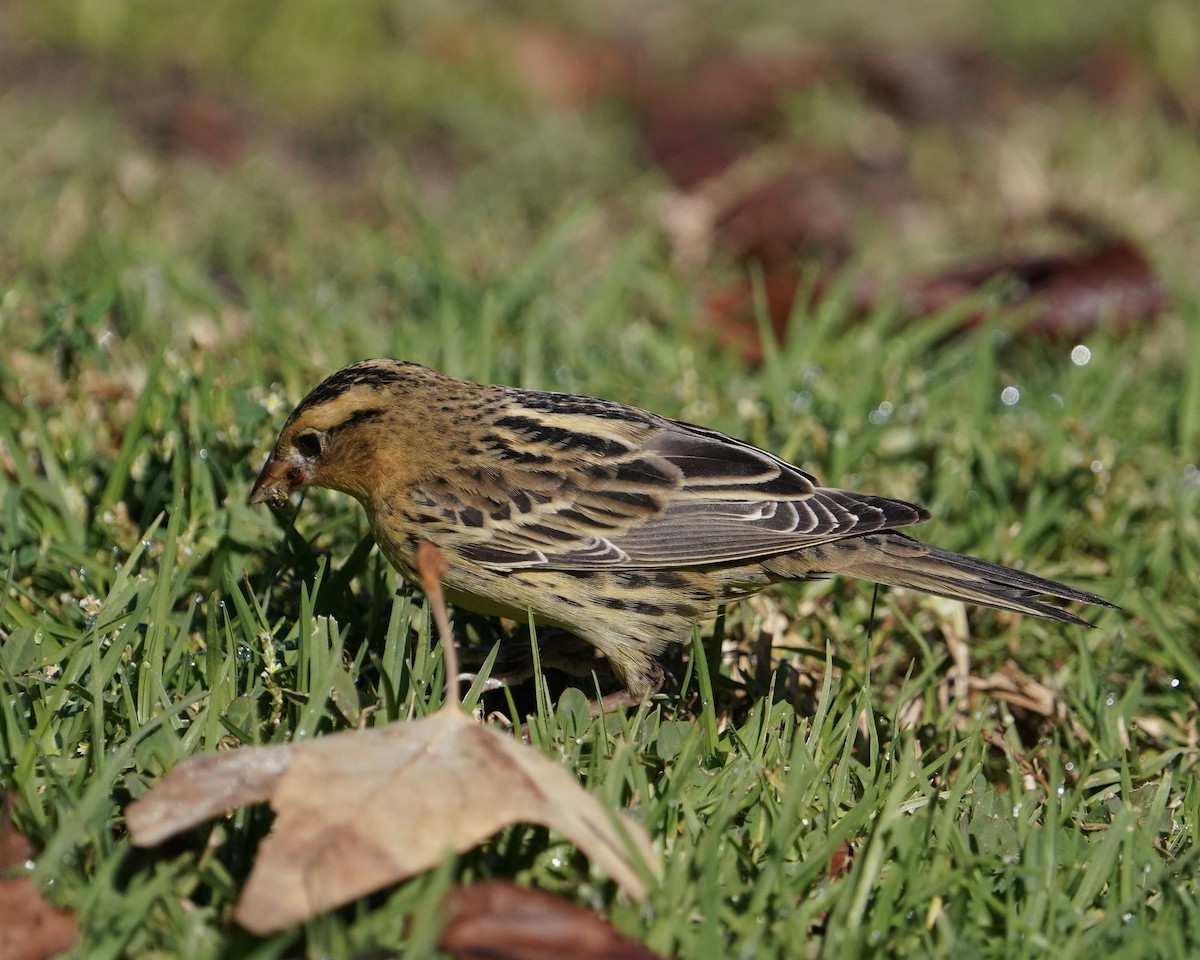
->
[417, 405, 928, 570]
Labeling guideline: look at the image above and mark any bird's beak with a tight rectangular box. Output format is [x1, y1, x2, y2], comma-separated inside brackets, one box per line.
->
[249, 454, 309, 508]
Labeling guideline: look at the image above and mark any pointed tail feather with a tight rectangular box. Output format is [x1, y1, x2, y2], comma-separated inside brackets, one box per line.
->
[770, 532, 1117, 624]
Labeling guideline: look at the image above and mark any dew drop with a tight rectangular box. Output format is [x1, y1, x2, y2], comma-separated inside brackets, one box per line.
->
[1001, 386, 1020, 406]
[1070, 344, 1092, 366]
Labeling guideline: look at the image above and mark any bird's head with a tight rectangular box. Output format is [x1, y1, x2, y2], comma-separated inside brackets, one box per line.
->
[249, 359, 422, 509]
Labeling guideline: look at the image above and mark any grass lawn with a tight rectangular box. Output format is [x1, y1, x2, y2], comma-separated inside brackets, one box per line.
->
[1, 1, 1198, 957]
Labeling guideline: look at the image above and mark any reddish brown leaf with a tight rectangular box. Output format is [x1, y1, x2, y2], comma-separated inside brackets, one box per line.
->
[702, 268, 805, 366]
[141, 92, 248, 167]
[900, 238, 1168, 339]
[713, 166, 853, 266]
[632, 49, 828, 189]
[440, 880, 669, 960]
[421, 21, 627, 108]
[0, 802, 78, 960]
[1073, 42, 1162, 111]
[827, 840, 853, 882]
[507, 24, 629, 107]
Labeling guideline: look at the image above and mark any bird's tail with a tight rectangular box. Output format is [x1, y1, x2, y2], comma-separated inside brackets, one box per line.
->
[766, 531, 1116, 625]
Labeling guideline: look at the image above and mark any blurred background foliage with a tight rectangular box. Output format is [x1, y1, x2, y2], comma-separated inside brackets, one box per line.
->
[1, 0, 1199, 957]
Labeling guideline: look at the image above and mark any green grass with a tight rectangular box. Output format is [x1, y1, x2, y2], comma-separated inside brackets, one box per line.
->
[2, 1, 1199, 958]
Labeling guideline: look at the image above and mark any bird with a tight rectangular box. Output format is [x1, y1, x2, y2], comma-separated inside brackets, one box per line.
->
[250, 358, 1115, 697]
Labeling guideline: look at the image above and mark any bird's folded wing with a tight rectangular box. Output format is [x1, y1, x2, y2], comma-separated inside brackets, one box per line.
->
[424, 417, 929, 570]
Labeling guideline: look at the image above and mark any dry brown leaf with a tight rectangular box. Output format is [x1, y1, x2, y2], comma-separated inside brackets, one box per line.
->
[130, 709, 654, 934]
[124, 744, 295, 846]
[140, 91, 249, 166]
[440, 880, 670, 960]
[632, 48, 828, 190]
[899, 237, 1168, 340]
[826, 839, 853, 883]
[0, 799, 78, 960]
[127, 543, 656, 935]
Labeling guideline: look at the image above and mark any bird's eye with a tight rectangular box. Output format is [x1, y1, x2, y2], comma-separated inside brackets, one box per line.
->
[294, 432, 324, 459]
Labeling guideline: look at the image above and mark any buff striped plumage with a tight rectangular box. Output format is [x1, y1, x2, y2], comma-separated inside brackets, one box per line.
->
[251, 359, 1116, 695]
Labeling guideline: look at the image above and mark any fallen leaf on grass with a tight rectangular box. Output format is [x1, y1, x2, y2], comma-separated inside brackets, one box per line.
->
[127, 543, 656, 935]
[0, 798, 78, 960]
[706, 234, 1167, 365]
[632, 48, 828, 190]
[899, 237, 1169, 339]
[440, 880, 670, 960]
[701, 266, 810, 366]
[826, 840, 853, 883]
[139, 90, 249, 167]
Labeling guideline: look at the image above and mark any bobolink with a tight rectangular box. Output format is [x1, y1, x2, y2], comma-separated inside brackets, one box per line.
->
[250, 359, 1114, 696]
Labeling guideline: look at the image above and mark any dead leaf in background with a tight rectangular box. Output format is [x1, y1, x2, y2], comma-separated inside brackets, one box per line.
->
[144, 92, 248, 166]
[0, 797, 78, 960]
[899, 237, 1169, 339]
[421, 20, 628, 109]
[851, 45, 1016, 124]
[702, 267, 809, 365]
[127, 543, 657, 935]
[632, 49, 828, 190]
[826, 840, 853, 883]
[440, 880, 670, 960]
[704, 233, 1167, 365]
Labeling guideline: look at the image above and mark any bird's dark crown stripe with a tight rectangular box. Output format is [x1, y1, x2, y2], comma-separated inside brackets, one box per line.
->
[294, 364, 410, 416]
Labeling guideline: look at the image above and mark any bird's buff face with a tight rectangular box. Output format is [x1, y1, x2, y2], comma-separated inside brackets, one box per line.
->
[248, 363, 409, 509]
